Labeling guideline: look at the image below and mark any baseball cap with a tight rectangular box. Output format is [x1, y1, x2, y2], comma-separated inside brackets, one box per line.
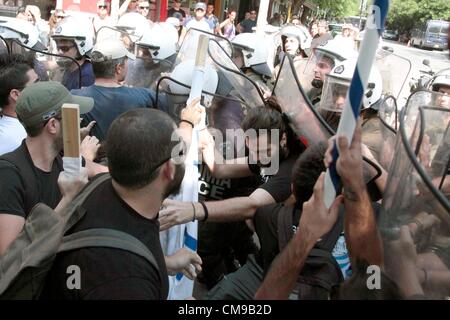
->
[195, 2, 206, 11]
[91, 38, 136, 61]
[16, 81, 94, 128]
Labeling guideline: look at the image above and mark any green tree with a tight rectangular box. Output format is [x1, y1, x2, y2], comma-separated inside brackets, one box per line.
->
[312, 0, 360, 19]
[386, 0, 450, 35]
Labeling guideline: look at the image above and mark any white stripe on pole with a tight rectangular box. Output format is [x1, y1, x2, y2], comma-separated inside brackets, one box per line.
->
[323, 0, 390, 208]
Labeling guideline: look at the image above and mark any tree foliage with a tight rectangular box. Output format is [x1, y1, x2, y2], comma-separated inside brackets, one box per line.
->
[386, 0, 450, 34]
[311, 0, 360, 19]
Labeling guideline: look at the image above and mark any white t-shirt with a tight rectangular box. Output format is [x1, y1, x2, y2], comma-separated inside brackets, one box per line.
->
[185, 18, 212, 33]
[0, 116, 27, 155]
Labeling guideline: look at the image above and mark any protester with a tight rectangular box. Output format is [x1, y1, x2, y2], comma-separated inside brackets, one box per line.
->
[218, 9, 237, 40]
[137, 0, 151, 20]
[0, 81, 104, 256]
[0, 54, 39, 155]
[42, 108, 202, 300]
[159, 97, 305, 233]
[256, 124, 389, 300]
[93, 0, 116, 34]
[184, 2, 211, 32]
[167, 0, 186, 23]
[72, 39, 158, 142]
[205, 3, 219, 33]
[237, 9, 257, 34]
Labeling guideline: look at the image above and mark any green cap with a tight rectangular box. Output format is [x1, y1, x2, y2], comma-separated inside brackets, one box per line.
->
[16, 81, 94, 128]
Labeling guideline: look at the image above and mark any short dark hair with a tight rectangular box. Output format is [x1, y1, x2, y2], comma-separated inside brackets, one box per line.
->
[292, 142, 327, 204]
[106, 108, 177, 189]
[242, 97, 304, 154]
[91, 52, 126, 79]
[0, 54, 33, 110]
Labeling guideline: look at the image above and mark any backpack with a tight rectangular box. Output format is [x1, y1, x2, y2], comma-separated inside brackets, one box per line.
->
[0, 173, 162, 300]
[277, 204, 345, 300]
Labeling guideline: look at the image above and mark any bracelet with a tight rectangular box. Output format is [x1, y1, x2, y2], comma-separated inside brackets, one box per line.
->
[191, 202, 196, 222]
[199, 201, 209, 222]
[180, 119, 194, 128]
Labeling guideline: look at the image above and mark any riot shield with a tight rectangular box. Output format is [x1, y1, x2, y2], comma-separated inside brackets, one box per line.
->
[9, 39, 81, 88]
[125, 56, 173, 90]
[175, 28, 233, 67]
[273, 54, 383, 190]
[380, 100, 450, 299]
[377, 95, 398, 171]
[155, 34, 265, 123]
[0, 35, 9, 55]
[375, 48, 412, 102]
[273, 54, 332, 146]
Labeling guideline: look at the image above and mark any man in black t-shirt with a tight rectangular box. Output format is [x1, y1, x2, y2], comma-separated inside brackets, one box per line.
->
[167, 0, 186, 23]
[0, 81, 95, 256]
[159, 98, 305, 235]
[237, 9, 257, 34]
[42, 107, 203, 300]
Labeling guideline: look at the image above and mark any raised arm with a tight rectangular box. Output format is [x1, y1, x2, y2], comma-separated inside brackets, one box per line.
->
[255, 173, 343, 299]
[199, 128, 253, 179]
[324, 123, 383, 267]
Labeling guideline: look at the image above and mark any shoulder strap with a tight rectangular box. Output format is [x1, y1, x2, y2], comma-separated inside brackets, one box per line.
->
[59, 228, 162, 287]
[63, 174, 111, 232]
[277, 204, 294, 251]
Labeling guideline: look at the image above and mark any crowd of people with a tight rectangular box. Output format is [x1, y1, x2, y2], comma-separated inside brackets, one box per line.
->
[0, 0, 449, 301]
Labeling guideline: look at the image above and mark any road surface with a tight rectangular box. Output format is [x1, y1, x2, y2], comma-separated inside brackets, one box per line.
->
[382, 40, 449, 107]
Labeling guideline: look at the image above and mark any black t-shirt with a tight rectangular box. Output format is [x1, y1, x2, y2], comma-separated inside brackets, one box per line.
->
[0, 147, 62, 218]
[239, 19, 257, 33]
[42, 175, 169, 300]
[248, 154, 298, 203]
[168, 7, 186, 20]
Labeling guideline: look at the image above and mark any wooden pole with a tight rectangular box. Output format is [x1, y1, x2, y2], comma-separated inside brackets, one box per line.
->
[62, 104, 81, 160]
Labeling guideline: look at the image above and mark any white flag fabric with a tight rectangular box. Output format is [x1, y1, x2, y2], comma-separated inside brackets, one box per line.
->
[160, 128, 199, 300]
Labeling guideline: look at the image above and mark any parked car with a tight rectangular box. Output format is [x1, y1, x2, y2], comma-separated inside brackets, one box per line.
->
[382, 29, 399, 41]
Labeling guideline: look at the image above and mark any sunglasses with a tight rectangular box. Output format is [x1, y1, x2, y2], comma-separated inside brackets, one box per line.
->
[57, 45, 76, 53]
[139, 6, 150, 10]
[98, 5, 108, 9]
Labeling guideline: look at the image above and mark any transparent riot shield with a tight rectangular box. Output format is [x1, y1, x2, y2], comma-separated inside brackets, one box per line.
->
[0, 35, 9, 55]
[125, 50, 174, 90]
[273, 54, 383, 191]
[171, 27, 264, 109]
[380, 100, 450, 299]
[376, 95, 398, 171]
[175, 28, 233, 67]
[155, 35, 265, 124]
[375, 48, 412, 102]
[273, 54, 332, 146]
[10, 39, 81, 89]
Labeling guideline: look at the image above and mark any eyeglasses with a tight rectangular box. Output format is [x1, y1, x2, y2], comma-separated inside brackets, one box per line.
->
[57, 45, 76, 53]
[98, 5, 108, 9]
[139, 6, 150, 10]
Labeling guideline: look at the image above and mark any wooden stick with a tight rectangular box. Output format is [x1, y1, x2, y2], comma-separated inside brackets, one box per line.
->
[61, 104, 80, 159]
